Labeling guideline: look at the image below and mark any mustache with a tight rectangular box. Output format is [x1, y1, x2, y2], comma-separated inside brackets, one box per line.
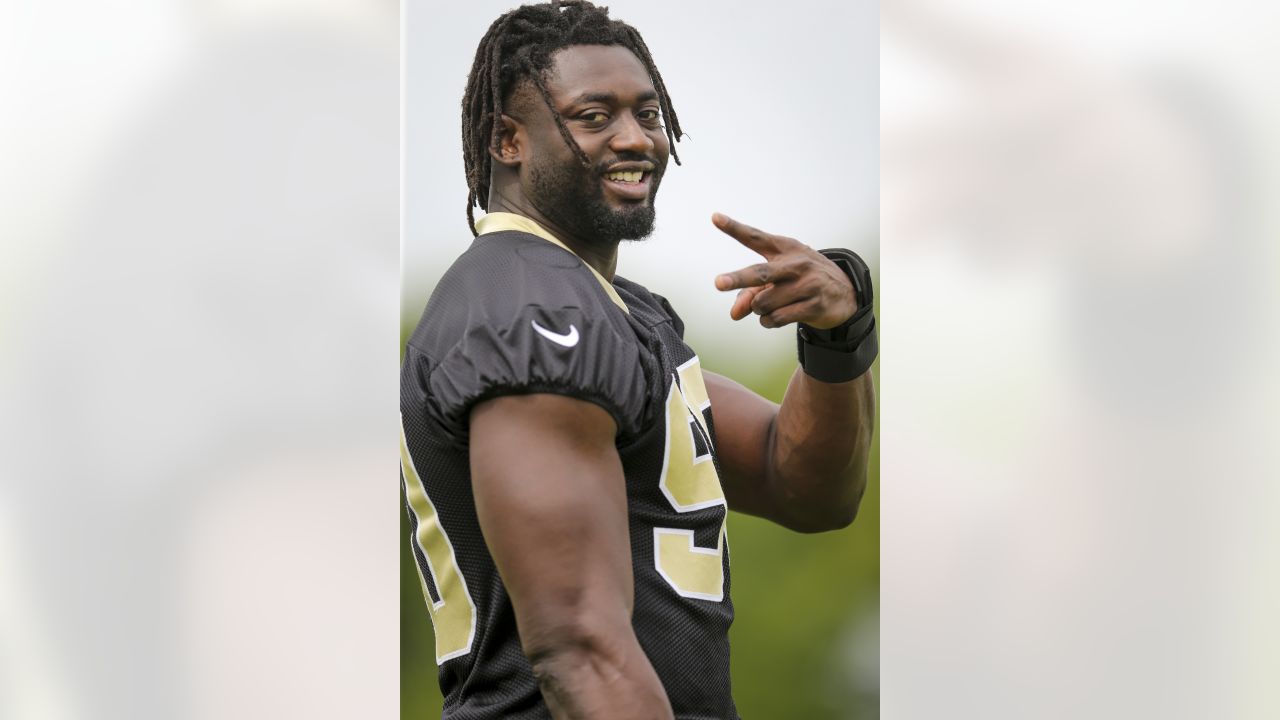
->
[594, 152, 664, 173]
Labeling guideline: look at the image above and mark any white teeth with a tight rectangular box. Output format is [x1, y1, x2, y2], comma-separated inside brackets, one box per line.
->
[606, 170, 643, 183]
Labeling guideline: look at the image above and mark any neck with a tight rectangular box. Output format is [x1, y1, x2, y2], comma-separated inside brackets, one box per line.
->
[486, 190, 619, 281]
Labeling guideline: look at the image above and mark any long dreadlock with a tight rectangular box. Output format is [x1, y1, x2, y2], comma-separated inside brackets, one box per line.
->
[461, 0, 684, 236]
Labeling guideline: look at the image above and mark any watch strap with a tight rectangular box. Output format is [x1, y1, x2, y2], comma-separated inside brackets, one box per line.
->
[796, 248, 877, 382]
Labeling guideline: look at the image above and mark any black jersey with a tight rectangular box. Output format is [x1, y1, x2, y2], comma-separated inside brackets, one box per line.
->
[400, 219, 737, 719]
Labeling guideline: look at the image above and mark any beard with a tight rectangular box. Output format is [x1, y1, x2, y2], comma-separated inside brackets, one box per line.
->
[527, 151, 665, 247]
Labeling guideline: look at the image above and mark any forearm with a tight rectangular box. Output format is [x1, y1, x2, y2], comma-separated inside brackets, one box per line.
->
[528, 627, 673, 720]
[768, 366, 876, 531]
[708, 215, 877, 531]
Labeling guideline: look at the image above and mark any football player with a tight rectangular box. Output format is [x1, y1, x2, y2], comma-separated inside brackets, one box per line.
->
[401, 2, 877, 717]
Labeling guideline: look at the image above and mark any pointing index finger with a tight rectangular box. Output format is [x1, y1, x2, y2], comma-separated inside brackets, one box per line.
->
[712, 212, 781, 257]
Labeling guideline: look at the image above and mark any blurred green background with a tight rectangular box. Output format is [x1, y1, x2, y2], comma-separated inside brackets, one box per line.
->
[400, 324, 880, 719]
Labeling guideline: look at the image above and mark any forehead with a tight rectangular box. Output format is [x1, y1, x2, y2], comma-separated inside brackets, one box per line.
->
[545, 45, 656, 103]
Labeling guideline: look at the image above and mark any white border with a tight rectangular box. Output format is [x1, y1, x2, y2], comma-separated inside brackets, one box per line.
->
[653, 527, 725, 602]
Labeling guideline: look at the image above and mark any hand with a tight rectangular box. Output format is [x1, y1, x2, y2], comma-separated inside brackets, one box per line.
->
[712, 213, 856, 330]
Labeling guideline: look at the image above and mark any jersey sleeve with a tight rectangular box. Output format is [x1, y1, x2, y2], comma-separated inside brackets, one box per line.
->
[414, 237, 651, 443]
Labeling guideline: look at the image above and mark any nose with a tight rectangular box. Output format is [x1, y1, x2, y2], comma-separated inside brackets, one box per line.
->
[609, 112, 655, 154]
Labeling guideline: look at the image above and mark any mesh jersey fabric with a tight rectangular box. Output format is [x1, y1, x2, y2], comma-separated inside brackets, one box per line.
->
[401, 229, 738, 719]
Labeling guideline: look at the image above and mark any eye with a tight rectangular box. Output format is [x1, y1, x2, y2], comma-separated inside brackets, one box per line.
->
[577, 111, 609, 124]
[637, 108, 662, 124]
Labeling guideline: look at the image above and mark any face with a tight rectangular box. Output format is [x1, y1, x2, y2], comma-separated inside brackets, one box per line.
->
[516, 44, 671, 245]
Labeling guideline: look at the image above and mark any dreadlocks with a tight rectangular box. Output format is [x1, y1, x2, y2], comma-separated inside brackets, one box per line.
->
[461, 0, 684, 236]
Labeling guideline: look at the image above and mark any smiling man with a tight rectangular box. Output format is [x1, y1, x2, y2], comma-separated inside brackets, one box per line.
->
[400, 2, 877, 718]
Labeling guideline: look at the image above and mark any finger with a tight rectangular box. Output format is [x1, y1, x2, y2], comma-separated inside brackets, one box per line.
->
[730, 286, 765, 321]
[711, 212, 784, 257]
[760, 298, 820, 329]
[715, 261, 797, 291]
[750, 281, 812, 317]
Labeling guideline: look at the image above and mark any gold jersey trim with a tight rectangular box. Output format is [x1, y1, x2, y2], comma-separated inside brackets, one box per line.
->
[475, 211, 629, 314]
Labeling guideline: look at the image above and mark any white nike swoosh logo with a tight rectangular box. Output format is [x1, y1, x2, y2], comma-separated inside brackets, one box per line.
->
[531, 320, 580, 348]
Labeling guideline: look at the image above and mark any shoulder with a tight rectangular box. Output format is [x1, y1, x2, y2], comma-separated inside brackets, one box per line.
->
[402, 231, 653, 441]
[409, 231, 625, 357]
[613, 276, 686, 338]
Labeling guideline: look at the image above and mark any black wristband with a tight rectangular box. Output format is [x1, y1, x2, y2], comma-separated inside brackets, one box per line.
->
[797, 248, 878, 383]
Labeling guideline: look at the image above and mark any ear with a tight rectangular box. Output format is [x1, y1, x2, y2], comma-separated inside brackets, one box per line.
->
[489, 114, 524, 168]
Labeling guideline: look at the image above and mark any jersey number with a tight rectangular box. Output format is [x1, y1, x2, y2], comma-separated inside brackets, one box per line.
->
[403, 357, 726, 664]
[654, 357, 729, 601]
[401, 423, 477, 664]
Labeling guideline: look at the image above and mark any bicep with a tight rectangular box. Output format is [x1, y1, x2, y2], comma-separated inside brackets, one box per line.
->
[469, 393, 635, 652]
[704, 371, 784, 522]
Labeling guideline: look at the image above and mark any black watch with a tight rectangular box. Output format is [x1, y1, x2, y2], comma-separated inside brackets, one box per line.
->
[796, 248, 878, 383]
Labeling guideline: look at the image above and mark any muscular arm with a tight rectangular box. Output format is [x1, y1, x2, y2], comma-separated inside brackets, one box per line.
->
[707, 212, 877, 533]
[708, 369, 875, 533]
[469, 394, 672, 720]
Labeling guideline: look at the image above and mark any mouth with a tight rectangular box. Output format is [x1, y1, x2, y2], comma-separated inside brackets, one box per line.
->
[601, 163, 654, 202]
